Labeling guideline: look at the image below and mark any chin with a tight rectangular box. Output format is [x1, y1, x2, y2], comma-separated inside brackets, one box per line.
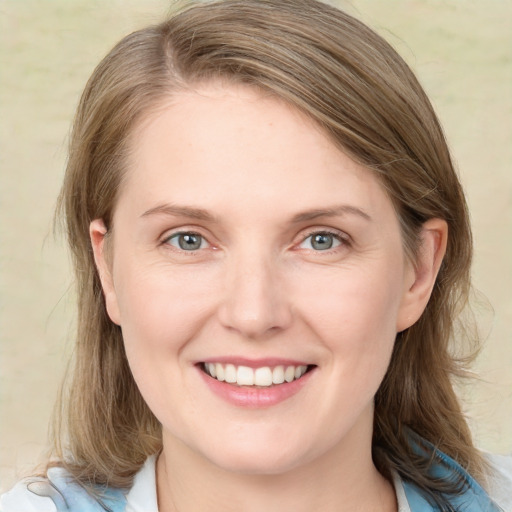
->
[200, 438, 315, 476]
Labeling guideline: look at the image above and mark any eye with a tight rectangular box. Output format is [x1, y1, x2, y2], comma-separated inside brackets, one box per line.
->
[299, 232, 343, 251]
[165, 232, 208, 251]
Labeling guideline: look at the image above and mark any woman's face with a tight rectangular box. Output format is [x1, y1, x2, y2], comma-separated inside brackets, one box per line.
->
[92, 83, 427, 475]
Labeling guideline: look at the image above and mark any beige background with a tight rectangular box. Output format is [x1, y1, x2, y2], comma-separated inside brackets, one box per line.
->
[1, 0, 511, 493]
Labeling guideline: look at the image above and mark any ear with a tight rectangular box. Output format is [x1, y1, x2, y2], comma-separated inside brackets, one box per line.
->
[396, 218, 448, 332]
[90, 219, 121, 325]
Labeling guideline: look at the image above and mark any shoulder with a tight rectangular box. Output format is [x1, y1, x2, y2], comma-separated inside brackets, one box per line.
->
[402, 432, 510, 511]
[1, 478, 57, 512]
[0, 456, 158, 512]
[485, 452, 512, 510]
[1, 467, 128, 512]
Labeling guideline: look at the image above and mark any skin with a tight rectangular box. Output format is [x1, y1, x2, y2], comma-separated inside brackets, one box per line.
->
[91, 83, 447, 512]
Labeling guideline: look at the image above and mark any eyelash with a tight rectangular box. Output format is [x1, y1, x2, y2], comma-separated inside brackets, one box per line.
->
[162, 231, 210, 253]
[297, 229, 350, 253]
[161, 228, 350, 254]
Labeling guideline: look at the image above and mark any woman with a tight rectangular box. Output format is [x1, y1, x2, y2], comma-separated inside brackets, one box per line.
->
[2, 0, 510, 510]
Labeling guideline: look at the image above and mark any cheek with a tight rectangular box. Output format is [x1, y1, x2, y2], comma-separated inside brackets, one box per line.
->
[291, 262, 404, 401]
[296, 264, 404, 343]
[284, 265, 404, 447]
[111, 262, 218, 423]
[112, 260, 218, 357]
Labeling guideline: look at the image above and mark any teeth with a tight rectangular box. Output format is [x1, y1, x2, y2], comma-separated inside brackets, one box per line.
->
[215, 363, 225, 382]
[254, 367, 273, 387]
[284, 366, 295, 383]
[225, 364, 237, 383]
[272, 365, 285, 384]
[204, 363, 309, 386]
[237, 366, 254, 386]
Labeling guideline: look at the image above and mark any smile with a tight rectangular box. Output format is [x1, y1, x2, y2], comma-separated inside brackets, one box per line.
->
[201, 363, 311, 387]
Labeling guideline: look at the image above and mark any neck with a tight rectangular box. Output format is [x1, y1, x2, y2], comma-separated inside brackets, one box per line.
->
[156, 422, 397, 512]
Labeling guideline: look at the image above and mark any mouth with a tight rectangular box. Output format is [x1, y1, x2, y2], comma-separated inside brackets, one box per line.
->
[200, 362, 315, 387]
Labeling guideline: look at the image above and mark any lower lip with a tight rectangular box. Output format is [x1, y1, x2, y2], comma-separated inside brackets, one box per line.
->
[197, 366, 315, 408]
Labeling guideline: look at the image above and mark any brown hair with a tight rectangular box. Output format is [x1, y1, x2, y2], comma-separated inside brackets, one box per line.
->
[54, 0, 483, 503]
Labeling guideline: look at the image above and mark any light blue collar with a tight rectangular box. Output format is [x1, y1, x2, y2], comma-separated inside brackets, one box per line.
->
[402, 432, 502, 511]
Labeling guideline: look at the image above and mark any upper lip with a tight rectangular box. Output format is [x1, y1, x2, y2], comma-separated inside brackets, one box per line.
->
[198, 357, 314, 368]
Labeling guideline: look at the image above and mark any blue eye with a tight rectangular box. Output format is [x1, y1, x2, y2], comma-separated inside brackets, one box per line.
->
[300, 232, 342, 251]
[166, 232, 207, 251]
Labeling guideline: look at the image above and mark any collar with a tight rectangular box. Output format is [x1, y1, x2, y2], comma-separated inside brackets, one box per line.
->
[124, 455, 413, 512]
[124, 438, 505, 512]
[125, 454, 159, 512]
[400, 432, 503, 511]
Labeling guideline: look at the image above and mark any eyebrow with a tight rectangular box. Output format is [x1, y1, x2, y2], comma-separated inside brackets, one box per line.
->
[141, 204, 216, 221]
[291, 205, 372, 223]
[140, 203, 371, 223]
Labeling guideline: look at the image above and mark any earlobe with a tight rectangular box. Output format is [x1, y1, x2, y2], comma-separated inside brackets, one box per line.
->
[396, 218, 448, 332]
[90, 219, 121, 325]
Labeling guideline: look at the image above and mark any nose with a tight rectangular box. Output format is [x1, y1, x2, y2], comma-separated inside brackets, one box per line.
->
[217, 250, 292, 339]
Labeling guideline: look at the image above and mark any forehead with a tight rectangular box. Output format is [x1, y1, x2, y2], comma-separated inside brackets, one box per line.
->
[119, 82, 396, 225]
